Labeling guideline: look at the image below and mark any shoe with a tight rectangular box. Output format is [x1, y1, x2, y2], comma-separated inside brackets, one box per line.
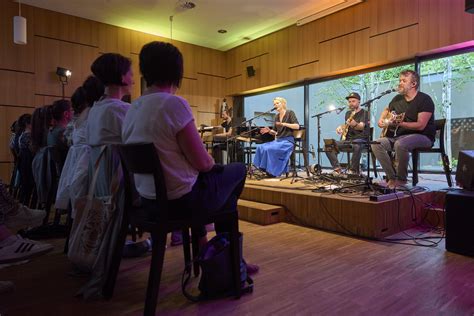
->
[5, 205, 46, 231]
[0, 281, 14, 294]
[347, 169, 359, 175]
[122, 238, 152, 258]
[0, 235, 53, 264]
[246, 263, 259, 275]
[170, 231, 183, 246]
[331, 169, 342, 176]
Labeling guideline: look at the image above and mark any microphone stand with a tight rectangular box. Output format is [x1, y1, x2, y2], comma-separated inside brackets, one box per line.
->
[236, 108, 276, 178]
[311, 107, 345, 175]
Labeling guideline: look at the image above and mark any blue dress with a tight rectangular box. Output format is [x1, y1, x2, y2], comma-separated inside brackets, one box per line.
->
[253, 110, 299, 176]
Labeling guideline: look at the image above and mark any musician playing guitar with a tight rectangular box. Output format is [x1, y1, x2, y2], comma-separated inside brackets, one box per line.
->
[325, 92, 369, 175]
[372, 69, 436, 189]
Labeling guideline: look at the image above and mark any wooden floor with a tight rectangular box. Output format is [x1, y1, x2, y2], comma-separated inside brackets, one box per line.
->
[1, 220, 474, 315]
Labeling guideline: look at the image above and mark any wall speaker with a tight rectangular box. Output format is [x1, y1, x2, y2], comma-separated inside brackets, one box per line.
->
[456, 150, 474, 190]
[246, 65, 255, 77]
[446, 190, 474, 256]
[467, 0, 474, 13]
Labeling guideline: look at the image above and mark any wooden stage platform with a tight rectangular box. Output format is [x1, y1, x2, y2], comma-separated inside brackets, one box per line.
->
[239, 176, 447, 239]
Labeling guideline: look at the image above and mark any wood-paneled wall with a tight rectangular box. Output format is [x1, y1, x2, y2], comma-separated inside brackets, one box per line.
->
[225, 0, 474, 96]
[0, 1, 226, 181]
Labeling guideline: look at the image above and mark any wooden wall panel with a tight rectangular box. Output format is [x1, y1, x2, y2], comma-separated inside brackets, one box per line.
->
[0, 70, 35, 107]
[197, 47, 226, 77]
[195, 74, 225, 113]
[178, 78, 199, 107]
[242, 54, 270, 92]
[225, 48, 243, 78]
[34, 7, 99, 47]
[369, 0, 419, 36]
[288, 62, 320, 82]
[369, 24, 419, 64]
[316, 1, 370, 41]
[0, 1, 35, 73]
[130, 30, 160, 54]
[98, 23, 131, 55]
[418, 0, 474, 52]
[0, 163, 13, 183]
[129, 54, 141, 100]
[319, 29, 370, 75]
[267, 29, 290, 86]
[35, 37, 99, 98]
[173, 41, 198, 78]
[0, 105, 34, 162]
[225, 75, 243, 96]
[288, 24, 318, 68]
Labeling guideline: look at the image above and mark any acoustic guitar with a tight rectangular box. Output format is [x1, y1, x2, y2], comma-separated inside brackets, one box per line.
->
[380, 111, 405, 137]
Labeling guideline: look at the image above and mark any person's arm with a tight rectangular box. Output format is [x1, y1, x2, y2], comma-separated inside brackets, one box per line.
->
[276, 122, 299, 130]
[399, 112, 432, 131]
[177, 121, 214, 172]
[377, 107, 390, 128]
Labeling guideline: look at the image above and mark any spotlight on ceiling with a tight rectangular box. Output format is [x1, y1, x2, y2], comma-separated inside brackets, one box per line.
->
[56, 67, 72, 78]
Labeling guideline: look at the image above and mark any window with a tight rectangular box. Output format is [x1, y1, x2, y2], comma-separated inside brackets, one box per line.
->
[308, 64, 414, 169]
[419, 51, 474, 172]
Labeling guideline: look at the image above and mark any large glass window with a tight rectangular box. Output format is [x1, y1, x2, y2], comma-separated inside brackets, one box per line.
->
[243, 86, 304, 127]
[308, 64, 414, 169]
[419, 51, 474, 172]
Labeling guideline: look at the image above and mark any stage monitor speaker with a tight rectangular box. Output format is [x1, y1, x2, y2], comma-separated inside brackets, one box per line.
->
[246, 65, 255, 77]
[455, 150, 474, 190]
[466, 0, 474, 13]
[446, 190, 474, 256]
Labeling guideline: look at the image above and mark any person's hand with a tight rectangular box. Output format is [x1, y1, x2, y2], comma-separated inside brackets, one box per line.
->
[348, 119, 357, 127]
[336, 125, 343, 135]
[260, 127, 270, 134]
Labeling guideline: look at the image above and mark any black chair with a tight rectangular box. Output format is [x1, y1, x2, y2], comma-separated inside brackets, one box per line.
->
[412, 118, 452, 187]
[104, 143, 242, 316]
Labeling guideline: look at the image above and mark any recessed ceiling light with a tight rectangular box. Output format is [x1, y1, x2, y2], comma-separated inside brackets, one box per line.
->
[218, 29, 227, 34]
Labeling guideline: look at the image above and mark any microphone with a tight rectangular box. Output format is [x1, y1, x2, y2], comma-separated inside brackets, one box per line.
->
[335, 107, 345, 114]
[268, 107, 277, 112]
[381, 88, 397, 95]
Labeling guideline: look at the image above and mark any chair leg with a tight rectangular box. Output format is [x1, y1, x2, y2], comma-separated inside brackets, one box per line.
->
[102, 208, 130, 299]
[144, 231, 167, 316]
[181, 228, 191, 274]
[441, 153, 453, 187]
[229, 215, 242, 299]
[191, 228, 200, 277]
[371, 152, 378, 178]
[412, 152, 419, 186]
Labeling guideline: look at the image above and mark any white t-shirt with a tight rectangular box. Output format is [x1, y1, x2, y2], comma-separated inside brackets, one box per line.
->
[122, 92, 199, 200]
[86, 98, 129, 146]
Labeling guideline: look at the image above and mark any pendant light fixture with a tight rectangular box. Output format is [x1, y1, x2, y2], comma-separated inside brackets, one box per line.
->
[13, 0, 27, 45]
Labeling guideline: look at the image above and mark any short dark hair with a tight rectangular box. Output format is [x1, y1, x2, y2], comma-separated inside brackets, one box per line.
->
[139, 41, 183, 88]
[50, 99, 71, 121]
[91, 53, 131, 86]
[400, 69, 420, 90]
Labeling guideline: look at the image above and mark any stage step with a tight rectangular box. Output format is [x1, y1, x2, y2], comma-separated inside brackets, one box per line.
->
[237, 199, 285, 225]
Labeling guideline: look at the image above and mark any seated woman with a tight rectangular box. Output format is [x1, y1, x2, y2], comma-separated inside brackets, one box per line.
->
[253, 97, 299, 177]
[122, 41, 257, 276]
[47, 99, 73, 170]
[55, 76, 104, 211]
[212, 109, 233, 164]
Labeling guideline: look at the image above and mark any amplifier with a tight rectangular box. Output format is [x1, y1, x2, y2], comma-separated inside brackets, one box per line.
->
[446, 189, 474, 256]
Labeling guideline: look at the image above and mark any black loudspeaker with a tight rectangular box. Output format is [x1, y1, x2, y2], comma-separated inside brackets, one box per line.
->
[466, 0, 474, 13]
[246, 65, 255, 77]
[446, 190, 474, 256]
[456, 150, 474, 190]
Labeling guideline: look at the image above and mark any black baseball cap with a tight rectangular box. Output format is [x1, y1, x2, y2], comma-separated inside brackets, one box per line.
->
[345, 92, 361, 100]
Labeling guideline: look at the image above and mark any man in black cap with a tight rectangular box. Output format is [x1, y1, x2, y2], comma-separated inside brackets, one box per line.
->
[325, 92, 369, 175]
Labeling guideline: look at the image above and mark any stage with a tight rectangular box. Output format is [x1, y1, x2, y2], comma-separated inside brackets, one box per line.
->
[238, 173, 448, 239]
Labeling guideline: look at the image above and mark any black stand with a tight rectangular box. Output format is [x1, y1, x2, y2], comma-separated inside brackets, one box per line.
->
[311, 106, 345, 175]
[234, 109, 276, 178]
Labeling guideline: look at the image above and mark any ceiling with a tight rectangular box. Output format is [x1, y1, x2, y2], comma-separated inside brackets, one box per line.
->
[18, 0, 360, 51]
